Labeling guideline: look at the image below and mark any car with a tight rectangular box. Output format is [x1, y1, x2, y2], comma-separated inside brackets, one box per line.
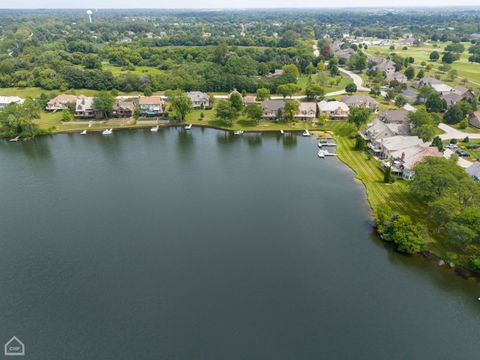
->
[456, 150, 470, 157]
[446, 144, 458, 150]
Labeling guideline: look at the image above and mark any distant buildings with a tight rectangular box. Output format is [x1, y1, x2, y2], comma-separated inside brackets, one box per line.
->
[0, 96, 24, 109]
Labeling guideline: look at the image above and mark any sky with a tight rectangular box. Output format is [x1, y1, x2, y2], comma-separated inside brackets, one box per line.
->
[1, 0, 479, 8]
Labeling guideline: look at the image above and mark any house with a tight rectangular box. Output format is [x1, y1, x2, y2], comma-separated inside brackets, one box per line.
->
[266, 69, 284, 78]
[261, 100, 285, 119]
[372, 59, 396, 74]
[470, 34, 480, 40]
[412, 77, 442, 89]
[360, 118, 410, 142]
[378, 109, 409, 124]
[138, 96, 164, 117]
[75, 97, 97, 119]
[186, 91, 210, 108]
[384, 145, 442, 180]
[431, 83, 453, 94]
[112, 99, 135, 118]
[243, 96, 257, 106]
[369, 135, 428, 159]
[467, 161, 480, 181]
[335, 48, 355, 62]
[46, 94, 80, 111]
[469, 111, 480, 128]
[317, 100, 349, 120]
[341, 94, 378, 112]
[0, 96, 24, 109]
[294, 102, 317, 121]
[444, 85, 476, 105]
[386, 72, 408, 85]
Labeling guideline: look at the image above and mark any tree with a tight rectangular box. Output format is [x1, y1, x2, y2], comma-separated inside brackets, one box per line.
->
[82, 54, 102, 69]
[384, 166, 392, 183]
[215, 100, 237, 125]
[443, 103, 464, 124]
[345, 83, 357, 94]
[416, 69, 425, 79]
[229, 91, 243, 113]
[394, 95, 407, 107]
[0, 100, 41, 137]
[442, 52, 459, 64]
[279, 30, 299, 48]
[283, 100, 299, 122]
[280, 64, 299, 83]
[256, 88, 270, 101]
[432, 136, 444, 151]
[244, 104, 263, 124]
[404, 66, 415, 80]
[305, 84, 325, 101]
[429, 51, 440, 61]
[62, 111, 73, 122]
[93, 91, 114, 119]
[167, 90, 192, 121]
[409, 109, 437, 141]
[277, 83, 300, 98]
[348, 106, 371, 129]
[425, 92, 447, 113]
[354, 136, 366, 151]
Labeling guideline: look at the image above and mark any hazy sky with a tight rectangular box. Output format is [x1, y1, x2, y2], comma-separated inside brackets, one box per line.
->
[1, 0, 479, 8]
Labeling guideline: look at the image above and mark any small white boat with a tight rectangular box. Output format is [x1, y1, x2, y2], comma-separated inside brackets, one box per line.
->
[323, 150, 337, 156]
[234, 130, 244, 135]
[9, 136, 20, 142]
[184, 124, 193, 130]
[80, 130, 87, 135]
[280, 130, 284, 135]
[302, 129, 310, 137]
[150, 126, 159, 132]
[317, 150, 325, 158]
[102, 128, 113, 135]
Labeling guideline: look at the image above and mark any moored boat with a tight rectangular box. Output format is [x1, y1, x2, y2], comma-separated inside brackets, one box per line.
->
[302, 129, 310, 137]
[184, 124, 193, 130]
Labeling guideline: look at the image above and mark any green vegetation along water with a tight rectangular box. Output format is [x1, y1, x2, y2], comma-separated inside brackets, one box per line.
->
[0, 128, 479, 359]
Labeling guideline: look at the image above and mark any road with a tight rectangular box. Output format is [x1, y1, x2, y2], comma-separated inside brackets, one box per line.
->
[438, 123, 480, 140]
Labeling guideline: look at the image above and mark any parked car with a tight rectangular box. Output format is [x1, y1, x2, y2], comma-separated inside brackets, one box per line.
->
[446, 144, 458, 150]
[456, 150, 470, 157]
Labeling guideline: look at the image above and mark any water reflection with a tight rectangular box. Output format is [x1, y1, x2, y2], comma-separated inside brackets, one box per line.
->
[282, 133, 297, 148]
[246, 134, 262, 147]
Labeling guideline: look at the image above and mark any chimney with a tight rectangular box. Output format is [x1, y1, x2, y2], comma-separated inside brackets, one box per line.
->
[401, 152, 405, 161]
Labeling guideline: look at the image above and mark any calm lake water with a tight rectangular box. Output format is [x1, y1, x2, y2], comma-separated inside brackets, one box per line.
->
[0, 128, 479, 359]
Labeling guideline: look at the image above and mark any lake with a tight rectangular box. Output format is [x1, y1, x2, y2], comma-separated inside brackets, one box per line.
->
[0, 127, 479, 359]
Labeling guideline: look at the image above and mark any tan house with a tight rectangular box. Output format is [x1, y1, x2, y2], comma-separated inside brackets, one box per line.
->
[112, 99, 135, 118]
[469, 111, 480, 129]
[317, 100, 349, 120]
[138, 96, 164, 117]
[294, 102, 317, 121]
[75, 97, 97, 119]
[261, 100, 285, 120]
[46, 94, 80, 111]
[243, 96, 257, 106]
[341, 94, 378, 112]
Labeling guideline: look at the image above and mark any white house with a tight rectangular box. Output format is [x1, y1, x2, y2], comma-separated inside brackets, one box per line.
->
[0, 96, 24, 109]
[317, 100, 349, 120]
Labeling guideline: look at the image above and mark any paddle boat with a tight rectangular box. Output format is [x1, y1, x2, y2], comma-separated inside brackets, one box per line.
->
[102, 128, 113, 135]
[233, 130, 244, 135]
[9, 136, 20, 142]
[80, 130, 87, 135]
[302, 129, 310, 137]
[317, 150, 325, 158]
[184, 124, 193, 130]
[150, 126, 159, 132]
[280, 130, 284, 135]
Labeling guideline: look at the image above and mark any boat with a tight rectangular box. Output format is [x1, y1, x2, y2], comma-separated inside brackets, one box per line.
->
[102, 128, 113, 135]
[80, 130, 87, 135]
[302, 129, 310, 137]
[233, 130, 244, 135]
[280, 130, 284, 135]
[150, 126, 159, 132]
[317, 150, 325, 158]
[9, 136, 20, 142]
[319, 139, 336, 146]
[184, 124, 193, 130]
[323, 150, 337, 156]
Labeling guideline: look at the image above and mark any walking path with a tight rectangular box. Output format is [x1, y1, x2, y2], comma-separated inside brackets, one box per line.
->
[438, 123, 480, 140]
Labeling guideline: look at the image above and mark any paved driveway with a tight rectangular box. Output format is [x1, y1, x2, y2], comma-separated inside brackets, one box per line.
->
[438, 123, 480, 140]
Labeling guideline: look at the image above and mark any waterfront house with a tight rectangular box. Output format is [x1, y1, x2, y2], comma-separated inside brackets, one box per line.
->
[372, 59, 396, 74]
[369, 135, 428, 160]
[469, 111, 480, 129]
[186, 91, 210, 108]
[341, 94, 378, 112]
[317, 100, 349, 120]
[363, 119, 410, 142]
[261, 99, 285, 120]
[0, 96, 24, 109]
[75, 97, 97, 119]
[138, 96, 164, 117]
[46, 94, 80, 111]
[294, 102, 317, 121]
[112, 98, 135, 118]
[412, 77, 442, 89]
[383, 145, 442, 180]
